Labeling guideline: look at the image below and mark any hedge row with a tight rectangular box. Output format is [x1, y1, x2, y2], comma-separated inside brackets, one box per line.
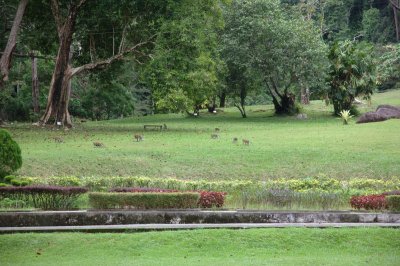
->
[27, 176, 400, 194]
[88, 192, 200, 209]
[110, 188, 226, 208]
[0, 186, 87, 210]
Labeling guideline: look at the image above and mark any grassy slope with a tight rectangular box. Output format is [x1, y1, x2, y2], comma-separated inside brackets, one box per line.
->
[6, 90, 400, 180]
[0, 228, 399, 266]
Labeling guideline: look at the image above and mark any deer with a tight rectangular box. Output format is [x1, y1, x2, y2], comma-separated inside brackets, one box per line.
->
[242, 139, 250, 145]
[215, 127, 220, 132]
[93, 141, 104, 147]
[134, 134, 143, 142]
[53, 136, 64, 143]
[211, 133, 219, 139]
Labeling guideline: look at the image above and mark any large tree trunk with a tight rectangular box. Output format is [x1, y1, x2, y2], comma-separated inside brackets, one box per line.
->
[301, 87, 310, 105]
[393, 5, 399, 42]
[31, 54, 39, 113]
[0, 0, 29, 88]
[268, 80, 297, 115]
[219, 90, 226, 108]
[40, 1, 80, 127]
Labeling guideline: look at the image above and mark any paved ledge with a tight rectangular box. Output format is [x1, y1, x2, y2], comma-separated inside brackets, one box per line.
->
[1, 223, 400, 233]
[1, 210, 399, 227]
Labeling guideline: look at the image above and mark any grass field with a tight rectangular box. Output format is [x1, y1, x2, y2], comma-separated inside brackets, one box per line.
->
[0, 228, 399, 266]
[5, 89, 399, 181]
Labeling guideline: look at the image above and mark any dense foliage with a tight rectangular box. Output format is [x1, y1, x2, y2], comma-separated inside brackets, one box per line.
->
[327, 41, 376, 115]
[0, 185, 87, 210]
[1, 0, 399, 121]
[88, 192, 200, 209]
[0, 129, 22, 179]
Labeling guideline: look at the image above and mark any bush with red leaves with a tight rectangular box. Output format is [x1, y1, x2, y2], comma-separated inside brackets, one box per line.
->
[350, 195, 387, 210]
[197, 191, 226, 208]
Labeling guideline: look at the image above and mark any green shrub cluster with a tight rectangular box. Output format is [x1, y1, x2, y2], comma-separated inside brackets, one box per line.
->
[29, 175, 400, 194]
[88, 192, 200, 209]
[0, 129, 22, 179]
[386, 196, 400, 212]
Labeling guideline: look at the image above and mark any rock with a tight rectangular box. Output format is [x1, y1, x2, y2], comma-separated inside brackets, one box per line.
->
[357, 112, 388, 124]
[296, 113, 308, 120]
[357, 105, 400, 124]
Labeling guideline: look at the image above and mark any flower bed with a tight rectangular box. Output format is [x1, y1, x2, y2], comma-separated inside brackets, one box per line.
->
[350, 191, 400, 211]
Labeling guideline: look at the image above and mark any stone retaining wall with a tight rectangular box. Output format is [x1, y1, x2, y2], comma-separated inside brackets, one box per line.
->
[1, 210, 400, 227]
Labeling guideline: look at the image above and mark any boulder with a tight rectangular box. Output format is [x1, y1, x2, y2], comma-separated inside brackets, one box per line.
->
[357, 105, 400, 124]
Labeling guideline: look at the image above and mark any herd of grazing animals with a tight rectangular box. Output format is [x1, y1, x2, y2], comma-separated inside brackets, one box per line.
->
[51, 123, 250, 147]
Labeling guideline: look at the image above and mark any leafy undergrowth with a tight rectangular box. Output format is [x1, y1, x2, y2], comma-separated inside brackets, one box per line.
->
[0, 228, 399, 266]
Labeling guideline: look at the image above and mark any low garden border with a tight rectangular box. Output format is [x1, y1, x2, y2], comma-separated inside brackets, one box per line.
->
[1, 210, 399, 227]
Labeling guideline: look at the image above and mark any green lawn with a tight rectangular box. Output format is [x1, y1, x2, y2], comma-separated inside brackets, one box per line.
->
[5, 90, 400, 180]
[0, 228, 399, 265]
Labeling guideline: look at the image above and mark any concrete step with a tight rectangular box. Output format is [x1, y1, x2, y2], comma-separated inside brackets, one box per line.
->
[1, 223, 400, 233]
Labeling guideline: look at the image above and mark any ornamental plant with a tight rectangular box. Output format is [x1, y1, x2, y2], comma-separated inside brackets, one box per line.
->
[339, 110, 353, 125]
[0, 186, 88, 210]
[350, 195, 387, 210]
[0, 129, 22, 179]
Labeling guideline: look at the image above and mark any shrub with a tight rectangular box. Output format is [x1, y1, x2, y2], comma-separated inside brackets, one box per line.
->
[339, 110, 353, 125]
[0, 129, 22, 179]
[0, 186, 88, 210]
[110, 187, 179, 193]
[386, 196, 400, 212]
[198, 191, 226, 208]
[88, 192, 200, 209]
[110, 188, 226, 208]
[350, 195, 387, 210]
[4, 175, 16, 182]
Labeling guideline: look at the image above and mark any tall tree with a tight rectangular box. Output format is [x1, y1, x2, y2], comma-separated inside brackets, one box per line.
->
[143, 0, 224, 115]
[223, 0, 327, 115]
[0, 0, 29, 89]
[40, 0, 155, 127]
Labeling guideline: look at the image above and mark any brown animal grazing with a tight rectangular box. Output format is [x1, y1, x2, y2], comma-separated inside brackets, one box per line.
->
[232, 137, 238, 143]
[93, 141, 104, 147]
[211, 134, 219, 139]
[215, 128, 220, 132]
[53, 137, 64, 143]
[242, 139, 250, 145]
[134, 134, 143, 142]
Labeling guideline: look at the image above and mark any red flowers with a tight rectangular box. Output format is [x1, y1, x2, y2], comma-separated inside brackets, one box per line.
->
[350, 195, 387, 210]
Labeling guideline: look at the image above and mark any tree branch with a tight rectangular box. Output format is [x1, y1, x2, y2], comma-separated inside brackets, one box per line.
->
[50, 0, 63, 36]
[70, 37, 155, 77]
[390, 0, 400, 10]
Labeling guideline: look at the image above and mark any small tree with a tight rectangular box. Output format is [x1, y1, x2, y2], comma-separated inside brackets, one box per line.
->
[0, 129, 22, 179]
[327, 41, 376, 115]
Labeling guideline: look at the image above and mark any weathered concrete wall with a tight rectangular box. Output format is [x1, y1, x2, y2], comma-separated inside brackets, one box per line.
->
[1, 210, 399, 227]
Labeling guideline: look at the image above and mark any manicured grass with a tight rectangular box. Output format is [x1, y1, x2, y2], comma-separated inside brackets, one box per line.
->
[5, 90, 400, 180]
[0, 228, 399, 265]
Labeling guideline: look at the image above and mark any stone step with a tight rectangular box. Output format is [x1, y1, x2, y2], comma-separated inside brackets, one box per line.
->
[1, 223, 400, 233]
